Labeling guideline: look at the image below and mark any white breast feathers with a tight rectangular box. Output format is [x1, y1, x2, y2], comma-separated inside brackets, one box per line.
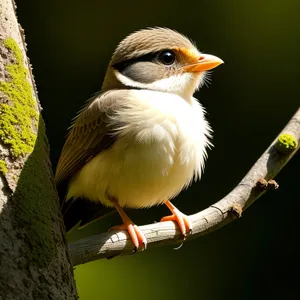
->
[67, 89, 212, 208]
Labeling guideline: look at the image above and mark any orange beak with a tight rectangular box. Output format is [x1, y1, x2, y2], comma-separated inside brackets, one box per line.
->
[183, 54, 224, 72]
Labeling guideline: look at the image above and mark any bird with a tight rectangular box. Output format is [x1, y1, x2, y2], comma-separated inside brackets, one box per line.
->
[55, 27, 223, 251]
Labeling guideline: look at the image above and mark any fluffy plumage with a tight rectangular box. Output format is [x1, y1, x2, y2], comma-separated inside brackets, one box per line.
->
[65, 89, 211, 209]
[55, 27, 222, 231]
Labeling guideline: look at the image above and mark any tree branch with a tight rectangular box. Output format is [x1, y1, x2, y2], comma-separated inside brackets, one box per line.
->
[69, 108, 300, 266]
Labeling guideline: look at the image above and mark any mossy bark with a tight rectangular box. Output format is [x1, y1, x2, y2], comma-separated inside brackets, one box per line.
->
[0, 1, 78, 299]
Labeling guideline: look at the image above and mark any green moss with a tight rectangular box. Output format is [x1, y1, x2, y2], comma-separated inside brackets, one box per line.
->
[0, 38, 38, 158]
[0, 160, 8, 175]
[0, 39, 59, 267]
[276, 133, 298, 154]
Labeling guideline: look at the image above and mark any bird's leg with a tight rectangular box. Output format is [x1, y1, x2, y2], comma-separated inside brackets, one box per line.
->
[160, 200, 192, 238]
[108, 200, 147, 251]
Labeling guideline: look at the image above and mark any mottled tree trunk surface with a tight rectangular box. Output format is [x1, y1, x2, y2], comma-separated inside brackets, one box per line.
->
[0, 0, 77, 299]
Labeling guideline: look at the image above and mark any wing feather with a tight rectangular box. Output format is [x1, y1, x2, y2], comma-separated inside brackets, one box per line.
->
[55, 90, 128, 194]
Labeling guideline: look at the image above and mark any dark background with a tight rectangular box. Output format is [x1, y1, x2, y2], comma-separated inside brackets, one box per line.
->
[16, 0, 299, 299]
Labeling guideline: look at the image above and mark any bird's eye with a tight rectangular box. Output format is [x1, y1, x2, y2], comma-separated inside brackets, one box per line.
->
[158, 50, 175, 65]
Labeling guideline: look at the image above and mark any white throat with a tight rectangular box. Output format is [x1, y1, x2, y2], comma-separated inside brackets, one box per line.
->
[114, 69, 206, 103]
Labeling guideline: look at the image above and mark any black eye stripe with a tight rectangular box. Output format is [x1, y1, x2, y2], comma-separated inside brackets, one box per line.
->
[112, 53, 156, 72]
[113, 50, 175, 72]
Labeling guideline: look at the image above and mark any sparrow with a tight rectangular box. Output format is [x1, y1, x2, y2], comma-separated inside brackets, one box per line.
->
[55, 27, 223, 250]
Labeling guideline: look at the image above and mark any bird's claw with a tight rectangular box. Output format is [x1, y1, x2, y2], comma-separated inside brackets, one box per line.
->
[160, 208, 192, 239]
[109, 223, 147, 251]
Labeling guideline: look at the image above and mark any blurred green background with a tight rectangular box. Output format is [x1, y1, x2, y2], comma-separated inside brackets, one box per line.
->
[16, 0, 299, 299]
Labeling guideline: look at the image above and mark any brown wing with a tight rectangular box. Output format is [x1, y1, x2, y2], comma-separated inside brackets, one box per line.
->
[55, 90, 127, 197]
[55, 90, 132, 231]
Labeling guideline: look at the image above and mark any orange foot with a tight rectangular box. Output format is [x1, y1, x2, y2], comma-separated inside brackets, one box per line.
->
[160, 200, 192, 238]
[109, 222, 147, 251]
[109, 201, 147, 251]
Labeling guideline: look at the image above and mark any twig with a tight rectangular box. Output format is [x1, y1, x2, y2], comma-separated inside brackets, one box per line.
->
[69, 108, 300, 266]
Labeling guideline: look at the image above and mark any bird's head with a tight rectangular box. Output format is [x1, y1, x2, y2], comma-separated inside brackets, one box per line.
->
[101, 28, 223, 101]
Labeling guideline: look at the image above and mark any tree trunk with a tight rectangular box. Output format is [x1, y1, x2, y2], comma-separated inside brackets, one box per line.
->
[0, 0, 78, 299]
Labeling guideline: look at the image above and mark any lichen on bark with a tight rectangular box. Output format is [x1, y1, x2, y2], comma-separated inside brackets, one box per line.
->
[0, 159, 8, 174]
[0, 37, 57, 267]
[0, 38, 38, 158]
[0, 1, 78, 298]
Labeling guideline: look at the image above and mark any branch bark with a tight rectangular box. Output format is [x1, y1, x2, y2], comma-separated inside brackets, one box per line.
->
[0, 1, 77, 298]
[69, 107, 300, 266]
